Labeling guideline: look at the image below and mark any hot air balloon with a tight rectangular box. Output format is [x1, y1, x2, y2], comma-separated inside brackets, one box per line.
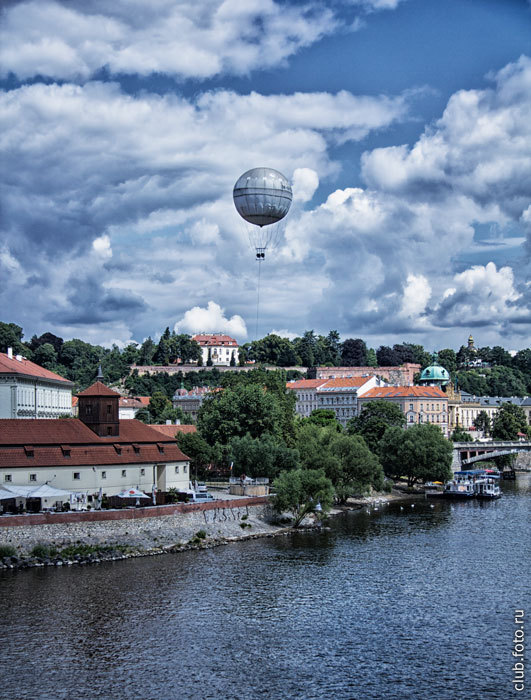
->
[233, 167, 292, 260]
[233, 168, 293, 339]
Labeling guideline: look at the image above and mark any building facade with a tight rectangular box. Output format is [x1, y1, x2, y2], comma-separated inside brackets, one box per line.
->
[287, 375, 387, 426]
[0, 349, 73, 419]
[172, 386, 214, 421]
[0, 382, 190, 496]
[358, 386, 449, 437]
[192, 333, 239, 366]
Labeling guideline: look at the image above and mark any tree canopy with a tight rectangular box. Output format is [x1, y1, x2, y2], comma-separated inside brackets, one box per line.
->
[379, 424, 453, 487]
[491, 403, 528, 440]
[347, 400, 406, 452]
[272, 468, 335, 526]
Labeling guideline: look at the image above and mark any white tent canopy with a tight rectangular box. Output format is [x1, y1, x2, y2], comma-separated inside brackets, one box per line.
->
[0, 484, 72, 500]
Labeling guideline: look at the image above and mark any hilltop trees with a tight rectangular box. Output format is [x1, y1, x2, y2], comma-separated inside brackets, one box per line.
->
[491, 403, 528, 440]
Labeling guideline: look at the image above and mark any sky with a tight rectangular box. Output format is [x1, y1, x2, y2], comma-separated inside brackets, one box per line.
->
[1, 0, 530, 352]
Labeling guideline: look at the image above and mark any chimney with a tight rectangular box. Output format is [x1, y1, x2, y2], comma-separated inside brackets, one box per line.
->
[7, 347, 13, 359]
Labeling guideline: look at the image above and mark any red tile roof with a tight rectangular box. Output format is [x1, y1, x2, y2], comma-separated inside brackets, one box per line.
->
[119, 397, 145, 409]
[360, 386, 447, 399]
[149, 424, 197, 437]
[77, 381, 121, 397]
[192, 334, 238, 346]
[0, 418, 189, 467]
[286, 379, 327, 390]
[0, 352, 72, 384]
[320, 377, 375, 390]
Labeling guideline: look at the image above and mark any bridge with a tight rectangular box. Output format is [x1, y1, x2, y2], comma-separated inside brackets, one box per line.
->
[452, 440, 531, 471]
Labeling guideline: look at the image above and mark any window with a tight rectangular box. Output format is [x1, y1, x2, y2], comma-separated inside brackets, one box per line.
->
[29, 474, 37, 482]
[175, 466, 179, 474]
[140, 468, 145, 476]
[73, 472, 81, 480]
[121, 469, 127, 478]
[4, 474, 12, 482]
[409, 403, 414, 411]
[107, 404, 112, 414]
[409, 415, 414, 423]
[101, 471, 107, 479]
[183, 465, 188, 473]
[107, 427, 113, 435]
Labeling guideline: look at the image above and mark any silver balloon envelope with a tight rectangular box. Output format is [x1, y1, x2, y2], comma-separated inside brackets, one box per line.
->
[233, 167, 292, 227]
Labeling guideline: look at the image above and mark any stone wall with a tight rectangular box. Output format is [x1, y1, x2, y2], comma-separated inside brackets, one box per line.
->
[0, 501, 277, 556]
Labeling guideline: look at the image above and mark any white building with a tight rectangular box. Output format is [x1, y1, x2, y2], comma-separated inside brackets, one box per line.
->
[0, 381, 190, 497]
[192, 333, 239, 366]
[0, 348, 73, 419]
[287, 375, 387, 426]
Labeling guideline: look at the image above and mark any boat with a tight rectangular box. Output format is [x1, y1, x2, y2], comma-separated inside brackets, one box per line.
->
[439, 470, 502, 500]
[473, 473, 502, 499]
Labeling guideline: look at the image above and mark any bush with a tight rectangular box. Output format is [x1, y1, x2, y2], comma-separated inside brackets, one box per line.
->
[0, 544, 16, 558]
[30, 543, 57, 559]
[195, 530, 207, 540]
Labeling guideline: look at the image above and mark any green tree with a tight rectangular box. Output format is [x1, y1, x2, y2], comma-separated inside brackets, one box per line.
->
[456, 370, 488, 396]
[307, 409, 342, 430]
[366, 348, 377, 367]
[138, 337, 156, 365]
[272, 468, 334, 527]
[341, 338, 367, 366]
[451, 426, 473, 442]
[325, 432, 384, 502]
[176, 432, 214, 479]
[438, 348, 457, 376]
[293, 331, 316, 367]
[0, 322, 32, 357]
[227, 433, 299, 480]
[197, 384, 284, 446]
[487, 366, 527, 397]
[33, 342, 58, 369]
[491, 403, 527, 440]
[347, 400, 406, 453]
[148, 391, 172, 422]
[473, 410, 491, 436]
[60, 338, 103, 389]
[379, 423, 453, 487]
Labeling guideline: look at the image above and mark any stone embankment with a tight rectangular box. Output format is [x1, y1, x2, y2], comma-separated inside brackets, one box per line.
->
[0, 490, 416, 571]
[0, 500, 286, 569]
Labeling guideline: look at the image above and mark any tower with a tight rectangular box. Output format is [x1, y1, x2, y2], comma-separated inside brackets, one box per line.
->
[77, 381, 120, 437]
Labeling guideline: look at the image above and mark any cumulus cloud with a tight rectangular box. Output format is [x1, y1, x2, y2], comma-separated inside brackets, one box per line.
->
[175, 301, 247, 338]
[400, 274, 431, 319]
[92, 235, 112, 259]
[361, 56, 531, 222]
[292, 168, 319, 203]
[0, 0, 339, 81]
[434, 262, 527, 329]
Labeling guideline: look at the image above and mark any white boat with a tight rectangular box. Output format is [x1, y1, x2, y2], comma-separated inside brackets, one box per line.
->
[473, 473, 501, 499]
[442, 470, 501, 500]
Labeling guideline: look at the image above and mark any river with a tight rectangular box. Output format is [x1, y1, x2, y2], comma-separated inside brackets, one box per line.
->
[1, 474, 529, 700]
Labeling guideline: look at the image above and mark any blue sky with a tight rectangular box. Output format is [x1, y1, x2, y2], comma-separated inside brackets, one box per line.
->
[1, 0, 530, 352]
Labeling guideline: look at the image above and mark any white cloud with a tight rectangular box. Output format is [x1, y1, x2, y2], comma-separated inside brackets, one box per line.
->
[401, 274, 431, 318]
[175, 301, 247, 338]
[268, 329, 298, 340]
[0, 0, 338, 81]
[292, 168, 319, 203]
[92, 234, 112, 258]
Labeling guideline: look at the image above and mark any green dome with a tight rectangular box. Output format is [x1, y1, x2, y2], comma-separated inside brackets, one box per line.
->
[419, 353, 450, 386]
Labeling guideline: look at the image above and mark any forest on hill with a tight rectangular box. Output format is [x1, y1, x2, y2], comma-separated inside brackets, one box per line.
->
[1, 321, 529, 398]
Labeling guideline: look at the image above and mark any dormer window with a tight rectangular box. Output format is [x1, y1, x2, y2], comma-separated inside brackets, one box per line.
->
[113, 444, 122, 455]
[157, 443, 165, 454]
[24, 445, 34, 458]
[132, 444, 140, 454]
[61, 444, 71, 457]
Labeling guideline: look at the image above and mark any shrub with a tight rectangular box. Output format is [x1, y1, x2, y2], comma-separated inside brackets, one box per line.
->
[30, 543, 57, 559]
[0, 544, 16, 558]
[195, 530, 207, 540]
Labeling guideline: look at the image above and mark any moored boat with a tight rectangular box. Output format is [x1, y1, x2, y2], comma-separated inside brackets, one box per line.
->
[440, 470, 502, 500]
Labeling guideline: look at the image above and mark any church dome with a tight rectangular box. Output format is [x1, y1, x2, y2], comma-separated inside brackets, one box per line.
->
[419, 353, 450, 386]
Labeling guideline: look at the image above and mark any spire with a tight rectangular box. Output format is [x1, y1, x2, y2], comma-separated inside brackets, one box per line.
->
[97, 364, 104, 381]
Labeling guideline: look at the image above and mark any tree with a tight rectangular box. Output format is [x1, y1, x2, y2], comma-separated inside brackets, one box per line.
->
[487, 366, 527, 397]
[153, 327, 171, 365]
[176, 432, 214, 479]
[197, 384, 284, 446]
[437, 348, 457, 376]
[379, 424, 453, 487]
[492, 403, 527, 440]
[29, 331, 63, 355]
[33, 342, 58, 369]
[307, 409, 342, 430]
[148, 391, 172, 422]
[451, 426, 473, 442]
[456, 370, 488, 396]
[324, 432, 384, 502]
[347, 400, 406, 453]
[341, 338, 367, 366]
[138, 337, 156, 365]
[292, 331, 316, 367]
[227, 433, 299, 480]
[376, 346, 402, 366]
[473, 410, 491, 436]
[272, 468, 334, 527]
[366, 348, 377, 367]
[0, 322, 31, 357]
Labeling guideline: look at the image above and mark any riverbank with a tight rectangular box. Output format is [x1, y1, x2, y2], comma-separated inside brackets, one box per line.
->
[0, 489, 417, 571]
